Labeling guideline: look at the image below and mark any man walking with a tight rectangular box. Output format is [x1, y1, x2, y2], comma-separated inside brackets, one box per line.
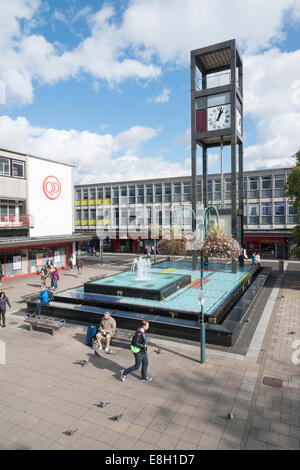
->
[0, 292, 11, 327]
[121, 320, 152, 382]
[76, 257, 83, 276]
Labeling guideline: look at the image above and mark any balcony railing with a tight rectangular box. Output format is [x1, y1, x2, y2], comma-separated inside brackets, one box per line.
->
[0, 215, 34, 227]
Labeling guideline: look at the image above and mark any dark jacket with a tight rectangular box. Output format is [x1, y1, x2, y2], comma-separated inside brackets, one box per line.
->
[0, 296, 11, 312]
[131, 329, 147, 352]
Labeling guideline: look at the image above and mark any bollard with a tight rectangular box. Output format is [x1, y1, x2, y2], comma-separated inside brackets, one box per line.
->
[278, 259, 284, 274]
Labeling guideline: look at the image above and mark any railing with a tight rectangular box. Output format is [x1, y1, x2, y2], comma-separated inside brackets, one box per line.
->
[0, 215, 34, 227]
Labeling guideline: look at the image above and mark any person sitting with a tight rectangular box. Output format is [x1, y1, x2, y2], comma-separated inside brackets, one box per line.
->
[251, 252, 257, 265]
[95, 312, 116, 353]
[34, 286, 50, 317]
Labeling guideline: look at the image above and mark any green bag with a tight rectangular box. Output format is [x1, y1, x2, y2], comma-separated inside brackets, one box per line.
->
[130, 345, 140, 354]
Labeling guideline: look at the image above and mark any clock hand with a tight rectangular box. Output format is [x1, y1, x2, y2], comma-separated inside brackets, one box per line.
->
[216, 107, 224, 122]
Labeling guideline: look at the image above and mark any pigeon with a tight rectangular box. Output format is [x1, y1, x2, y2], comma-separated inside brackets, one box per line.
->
[227, 413, 234, 420]
[73, 359, 89, 367]
[287, 331, 296, 335]
[155, 347, 161, 354]
[63, 428, 78, 436]
[96, 401, 111, 408]
[110, 413, 123, 421]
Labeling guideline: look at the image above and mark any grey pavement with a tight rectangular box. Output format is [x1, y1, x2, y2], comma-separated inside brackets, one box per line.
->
[0, 255, 299, 450]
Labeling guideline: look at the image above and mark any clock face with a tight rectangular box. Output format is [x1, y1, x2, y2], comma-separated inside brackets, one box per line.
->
[236, 108, 242, 135]
[207, 104, 231, 131]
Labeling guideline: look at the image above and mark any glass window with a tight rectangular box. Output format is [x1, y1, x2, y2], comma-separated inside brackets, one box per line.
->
[261, 177, 272, 189]
[261, 202, 272, 224]
[207, 92, 231, 108]
[249, 177, 258, 190]
[105, 187, 111, 198]
[49, 245, 66, 268]
[98, 188, 104, 198]
[5, 249, 29, 277]
[274, 202, 285, 215]
[137, 185, 144, 204]
[195, 97, 206, 110]
[121, 186, 127, 196]
[288, 203, 298, 224]
[249, 203, 259, 224]
[0, 156, 10, 176]
[146, 184, 153, 203]
[197, 183, 202, 201]
[75, 190, 81, 201]
[12, 160, 24, 178]
[83, 190, 88, 200]
[274, 175, 285, 188]
[89, 189, 96, 199]
[29, 247, 49, 273]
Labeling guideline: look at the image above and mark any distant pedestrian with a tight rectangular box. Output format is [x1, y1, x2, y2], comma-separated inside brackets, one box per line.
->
[0, 263, 4, 286]
[76, 257, 83, 276]
[69, 256, 73, 270]
[34, 286, 50, 317]
[251, 252, 257, 265]
[121, 320, 152, 382]
[51, 267, 60, 290]
[0, 292, 11, 327]
[146, 245, 151, 258]
[46, 257, 54, 270]
[40, 265, 49, 288]
[92, 246, 96, 257]
[256, 252, 261, 267]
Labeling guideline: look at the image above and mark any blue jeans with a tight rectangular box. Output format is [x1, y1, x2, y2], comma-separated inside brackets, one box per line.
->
[123, 351, 148, 380]
[51, 279, 57, 289]
[34, 302, 48, 317]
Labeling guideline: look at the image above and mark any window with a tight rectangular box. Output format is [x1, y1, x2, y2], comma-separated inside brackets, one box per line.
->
[0, 156, 10, 176]
[274, 202, 285, 224]
[208, 180, 212, 200]
[261, 202, 272, 224]
[164, 183, 171, 202]
[155, 184, 162, 203]
[105, 187, 111, 198]
[261, 176, 272, 198]
[214, 179, 221, 200]
[195, 97, 206, 110]
[137, 185, 144, 204]
[249, 204, 259, 224]
[274, 175, 285, 197]
[249, 177, 259, 198]
[112, 187, 119, 205]
[12, 160, 24, 178]
[146, 184, 153, 203]
[75, 190, 81, 201]
[97, 188, 104, 199]
[288, 203, 298, 224]
[183, 183, 191, 202]
[173, 182, 181, 202]
[129, 185, 135, 204]
[207, 92, 231, 108]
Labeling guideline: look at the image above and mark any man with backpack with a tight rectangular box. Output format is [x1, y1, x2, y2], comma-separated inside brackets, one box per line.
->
[120, 320, 152, 382]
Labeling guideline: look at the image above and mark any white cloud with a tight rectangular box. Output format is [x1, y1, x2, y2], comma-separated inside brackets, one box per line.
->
[244, 112, 300, 170]
[0, 115, 189, 183]
[1, 0, 300, 106]
[148, 87, 171, 104]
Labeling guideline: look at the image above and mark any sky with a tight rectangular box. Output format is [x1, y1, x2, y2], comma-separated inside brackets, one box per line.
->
[0, 0, 300, 184]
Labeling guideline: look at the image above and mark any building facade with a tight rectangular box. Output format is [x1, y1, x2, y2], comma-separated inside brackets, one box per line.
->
[74, 167, 298, 259]
[0, 148, 90, 280]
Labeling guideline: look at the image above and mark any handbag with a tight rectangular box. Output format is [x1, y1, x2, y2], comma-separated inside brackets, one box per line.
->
[130, 345, 141, 354]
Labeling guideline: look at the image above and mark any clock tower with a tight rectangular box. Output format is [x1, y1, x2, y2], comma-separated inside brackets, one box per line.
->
[191, 39, 243, 244]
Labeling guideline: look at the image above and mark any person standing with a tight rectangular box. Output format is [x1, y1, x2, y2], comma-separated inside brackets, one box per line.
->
[121, 320, 152, 382]
[0, 292, 11, 327]
[0, 263, 4, 286]
[256, 252, 261, 268]
[40, 264, 49, 288]
[95, 312, 116, 353]
[76, 257, 83, 276]
[51, 267, 60, 290]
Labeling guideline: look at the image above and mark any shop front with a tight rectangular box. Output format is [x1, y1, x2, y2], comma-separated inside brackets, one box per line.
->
[244, 234, 290, 259]
[0, 242, 73, 280]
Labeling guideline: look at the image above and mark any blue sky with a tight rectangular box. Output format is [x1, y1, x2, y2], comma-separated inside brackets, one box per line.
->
[0, 0, 300, 183]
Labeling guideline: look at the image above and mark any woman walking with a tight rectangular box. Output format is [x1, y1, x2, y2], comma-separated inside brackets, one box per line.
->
[76, 257, 83, 276]
[0, 292, 11, 327]
[121, 320, 152, 382]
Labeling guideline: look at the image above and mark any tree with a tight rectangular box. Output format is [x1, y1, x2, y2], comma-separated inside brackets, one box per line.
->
[286, 149, 300, 258]
[286, 149, 300, 207]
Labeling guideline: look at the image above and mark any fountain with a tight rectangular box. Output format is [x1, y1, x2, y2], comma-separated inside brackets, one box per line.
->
[131, 257, 151, 281]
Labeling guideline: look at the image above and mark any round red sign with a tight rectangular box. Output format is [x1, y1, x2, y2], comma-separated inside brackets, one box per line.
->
[43, 175, 61, 200]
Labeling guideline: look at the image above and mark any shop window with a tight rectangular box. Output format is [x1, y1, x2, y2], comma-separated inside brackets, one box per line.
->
[261, 243, 276, 258]
[49, 245, 66, 268]
[29, 247, 49, 273]
[5, 249, 28, 277]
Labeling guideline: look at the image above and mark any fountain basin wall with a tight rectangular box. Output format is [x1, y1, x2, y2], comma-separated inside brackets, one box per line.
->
[84, 271, 192, 301]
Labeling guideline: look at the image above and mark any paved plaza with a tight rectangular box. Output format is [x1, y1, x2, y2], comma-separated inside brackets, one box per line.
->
[0, 254, 299, 450]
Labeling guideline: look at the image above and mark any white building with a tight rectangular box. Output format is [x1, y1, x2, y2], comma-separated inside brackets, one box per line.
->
[0, 148, 90, 280]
